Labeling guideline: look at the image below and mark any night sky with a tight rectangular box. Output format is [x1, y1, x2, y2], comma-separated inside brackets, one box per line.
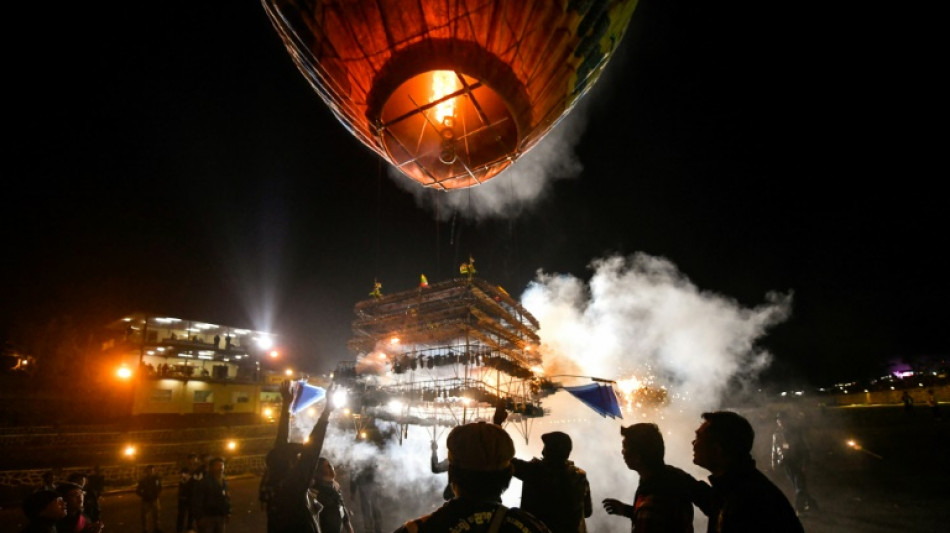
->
[3, 1, 944, 386]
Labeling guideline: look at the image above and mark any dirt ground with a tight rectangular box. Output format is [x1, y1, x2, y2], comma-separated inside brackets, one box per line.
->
[750, 403, 949, 533]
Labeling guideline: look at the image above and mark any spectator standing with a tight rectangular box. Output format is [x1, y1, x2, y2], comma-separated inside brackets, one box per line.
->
[269, 382, 337, 533]
[771, 412, 818, 514]
[55, 481, 103, 533]
[38, 471, 58, 492]
[315, 457, 355, 533]
[511, 431, 592, 533]
[692, 411, 803, 532]
[260, 380, 304, 533]
[927, 389, 942, 420]
[603, 423, 699, 532]
[393, 421, 552, 533]
[20, 489, 67, 533]
[901, 390, 914, 413]
[350, 461, 383, 533]
[136, 464, 163, 533]
[177, 454, 202, 533]
[85, 466, 106, 523]
[192, 457, 230, 533]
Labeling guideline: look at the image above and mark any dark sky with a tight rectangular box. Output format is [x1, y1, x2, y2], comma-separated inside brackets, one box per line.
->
[3, 1, 944, 386]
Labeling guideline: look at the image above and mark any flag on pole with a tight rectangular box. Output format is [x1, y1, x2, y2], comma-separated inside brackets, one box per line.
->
[291, 380, 326, 414]
[563, 382, 623, 419]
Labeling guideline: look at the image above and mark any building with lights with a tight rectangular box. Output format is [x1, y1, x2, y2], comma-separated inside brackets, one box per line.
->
[99, 313, 285, 425]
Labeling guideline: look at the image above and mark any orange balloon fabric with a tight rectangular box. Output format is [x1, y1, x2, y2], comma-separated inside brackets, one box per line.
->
[263, 0, 639, 189]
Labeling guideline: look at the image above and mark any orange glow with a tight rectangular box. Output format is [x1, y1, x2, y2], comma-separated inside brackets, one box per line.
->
[269, 350, 279, 358]
[116, 366, 132, 380]
[123, 445, 136, 457]
[227, 440, 237, 451]
[378, 70, 520, 189]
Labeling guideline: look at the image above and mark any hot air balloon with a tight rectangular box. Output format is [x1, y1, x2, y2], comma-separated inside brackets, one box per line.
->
[262, 0, 639, 190]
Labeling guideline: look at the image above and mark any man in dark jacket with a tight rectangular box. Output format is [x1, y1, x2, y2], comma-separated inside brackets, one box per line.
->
[136, 465, 163, 533]
[192, 457, 230, 533]
[269, 382, 337, 533]
[692, 411, 803, 533]
[315, 457, 354, 533]
[177, 454, 201, 533]
[511, 431, 592, 533]
[603, 423, 699, 532]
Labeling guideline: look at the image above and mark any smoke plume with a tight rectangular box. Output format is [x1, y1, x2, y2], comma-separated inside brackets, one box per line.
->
[292, 251, 791, 531]
[390, 96, 592, 222]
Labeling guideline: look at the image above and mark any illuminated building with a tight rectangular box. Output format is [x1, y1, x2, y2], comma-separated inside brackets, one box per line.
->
[99, 313, 285, 424]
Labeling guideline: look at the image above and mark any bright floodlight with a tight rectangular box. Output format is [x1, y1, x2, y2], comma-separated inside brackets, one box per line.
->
[123, 445, 136, 457]
[269, 350, 279, 358]
[227, 440, 237, 451]
[116, 366, 132, 379]
[257, 336, 274, 350]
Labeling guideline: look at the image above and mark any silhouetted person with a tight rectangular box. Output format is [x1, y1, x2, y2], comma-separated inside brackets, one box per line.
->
[927, 389, 941, 420]
[21, 489, 67, 533]
[429, 403, 508, 502]
[430, 439, 453, 501]
[771, 412, 818, 514]
[85, 466, 105, 523]
[177, 454, 202, 533]
[38, 471, 58, 492]
[393, 421, 552, 533]
[316, 457, 355, 533]
[692, 411, 803, 532]
[136, 464, 163, 533]
[192, 457, 230, 533]
[261, 380, 305, 533]
[603, 423, 699, 532]
[511, 431, 592, 533]
[901, 390, 914, 413]
[56, 481, 103, 533]
[350, 460, 383, 533]
[269, 382, 337, 533]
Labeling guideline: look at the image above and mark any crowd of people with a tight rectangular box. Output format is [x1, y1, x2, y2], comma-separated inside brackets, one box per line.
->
[20, 378, 814, 533]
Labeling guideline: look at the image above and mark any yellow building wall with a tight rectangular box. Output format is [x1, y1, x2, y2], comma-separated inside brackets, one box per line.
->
[132, 379, 262, 415]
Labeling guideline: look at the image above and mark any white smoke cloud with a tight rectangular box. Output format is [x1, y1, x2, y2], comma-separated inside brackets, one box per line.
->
[293, 251, 791, 532]
[390, 99, 591, 222]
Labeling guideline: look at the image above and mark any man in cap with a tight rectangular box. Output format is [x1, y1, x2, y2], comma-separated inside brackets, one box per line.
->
[394, 421, 552, 533]
[603, 423, 700, 532]
[510, 431, 592, 533]
[692, 411, 803, 532]
[20, 489, 67, 533]
[56, 481, 103, 533]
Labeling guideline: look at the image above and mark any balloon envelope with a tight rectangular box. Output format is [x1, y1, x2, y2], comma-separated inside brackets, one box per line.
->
[262, 0, 639, 189]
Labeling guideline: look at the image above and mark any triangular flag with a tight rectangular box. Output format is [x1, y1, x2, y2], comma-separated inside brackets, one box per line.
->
[563, 383, 623, 419]
[291, 380, 326, 414]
